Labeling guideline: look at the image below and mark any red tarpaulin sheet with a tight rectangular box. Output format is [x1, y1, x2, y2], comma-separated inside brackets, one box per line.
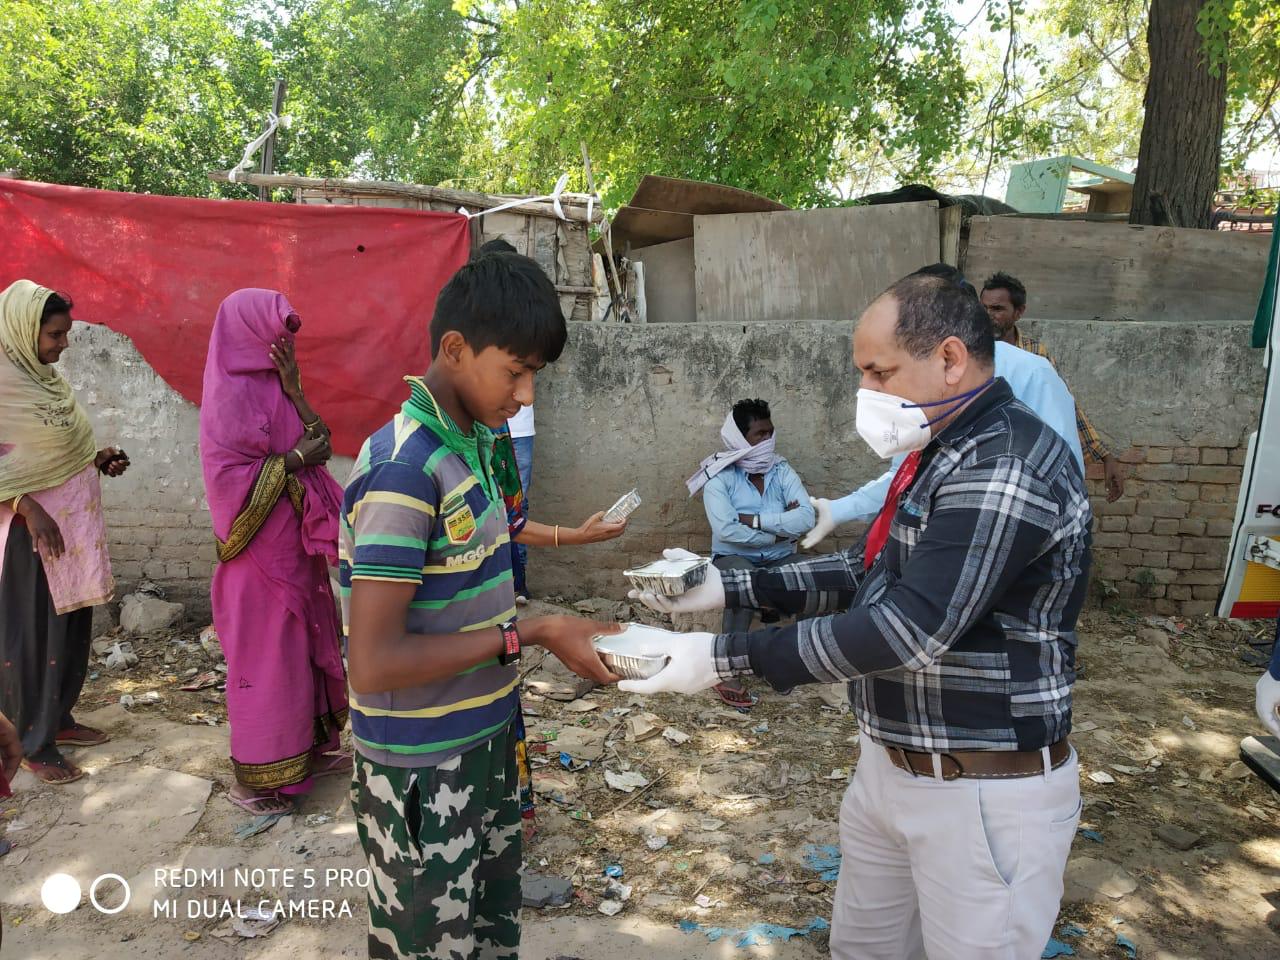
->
[0, 178, 471, 455]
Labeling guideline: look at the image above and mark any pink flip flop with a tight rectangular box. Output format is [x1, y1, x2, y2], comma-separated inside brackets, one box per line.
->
[226, 790, 294, 815]
[312, 752, 354, 779]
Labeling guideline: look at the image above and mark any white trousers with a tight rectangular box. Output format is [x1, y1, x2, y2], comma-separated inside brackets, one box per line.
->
[830, 742, 1081, 960]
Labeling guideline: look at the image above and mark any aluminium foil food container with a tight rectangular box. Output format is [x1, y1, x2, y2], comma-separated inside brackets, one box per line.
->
[623, 556, 709, 596]
[592, 623, 674, 680]
[603, 488, 642, 523]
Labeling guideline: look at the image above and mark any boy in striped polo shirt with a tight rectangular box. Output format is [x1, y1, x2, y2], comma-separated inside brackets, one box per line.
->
[340, 252, 620, 959]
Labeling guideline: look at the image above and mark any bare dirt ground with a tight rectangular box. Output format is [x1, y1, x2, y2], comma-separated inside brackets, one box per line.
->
[2, 599, 1277, 959]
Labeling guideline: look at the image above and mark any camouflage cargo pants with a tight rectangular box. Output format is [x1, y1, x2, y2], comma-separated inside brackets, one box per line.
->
[351, 725, 522, 960]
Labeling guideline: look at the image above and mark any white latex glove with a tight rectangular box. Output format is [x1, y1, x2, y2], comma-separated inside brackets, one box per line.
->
[661, 547, 700, 561]
[616, 629, 720, 695]
[1256, 672, 1280, 739]
[801, 496, 835, 550]
[627, 548, 725, 615]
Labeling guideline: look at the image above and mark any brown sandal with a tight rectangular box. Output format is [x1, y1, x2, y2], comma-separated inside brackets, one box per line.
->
[21, 754, 84, 784]
[56, 724, 111, 747]
[713, 682, 758, 712]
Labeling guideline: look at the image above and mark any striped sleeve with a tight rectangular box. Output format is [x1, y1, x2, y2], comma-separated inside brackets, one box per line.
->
[349, 460, 438, 583]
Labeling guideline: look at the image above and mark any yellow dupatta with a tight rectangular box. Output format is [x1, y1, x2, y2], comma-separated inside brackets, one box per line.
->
[0, 280, 97, 502]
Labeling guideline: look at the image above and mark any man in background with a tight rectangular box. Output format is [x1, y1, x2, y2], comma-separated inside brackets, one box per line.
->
[690, 398, 815, 709]
[981, 271, 1126, 502]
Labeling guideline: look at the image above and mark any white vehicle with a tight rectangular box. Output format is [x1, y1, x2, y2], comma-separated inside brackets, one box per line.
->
[1219, 218, 1280, 789]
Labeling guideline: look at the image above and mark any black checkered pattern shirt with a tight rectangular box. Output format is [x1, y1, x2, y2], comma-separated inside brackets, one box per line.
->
[713, 379, 1093, 753]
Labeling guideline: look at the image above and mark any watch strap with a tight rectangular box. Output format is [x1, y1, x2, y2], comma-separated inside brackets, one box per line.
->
[498, 621, 521, 666]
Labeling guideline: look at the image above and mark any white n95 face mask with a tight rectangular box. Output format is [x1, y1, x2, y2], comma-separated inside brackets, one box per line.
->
[855, 378, 995, 460]
[855, 388, 931, 459]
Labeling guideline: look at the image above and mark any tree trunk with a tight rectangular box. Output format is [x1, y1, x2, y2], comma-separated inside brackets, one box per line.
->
[1129, 0, 1227, 228]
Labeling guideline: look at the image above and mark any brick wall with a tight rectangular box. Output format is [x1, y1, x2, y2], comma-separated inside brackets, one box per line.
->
[103, 509, 217, 589]
[1087, 444, 1245, 616]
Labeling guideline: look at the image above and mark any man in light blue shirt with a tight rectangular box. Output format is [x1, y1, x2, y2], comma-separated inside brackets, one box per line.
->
[699, 399, 815, 707]
[804, 282, 1085, 547]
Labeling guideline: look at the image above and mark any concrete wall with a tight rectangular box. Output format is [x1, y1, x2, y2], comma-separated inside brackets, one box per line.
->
[530, 319, 1265, 611]
[528, 320, 872, 596]
[61, 316, 1265, 618]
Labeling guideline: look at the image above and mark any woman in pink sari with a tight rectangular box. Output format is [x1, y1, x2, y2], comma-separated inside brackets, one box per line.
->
[200, 288, 350, 814]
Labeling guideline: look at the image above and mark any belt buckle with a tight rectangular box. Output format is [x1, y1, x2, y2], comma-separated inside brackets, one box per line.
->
[941, 752, 964, 781]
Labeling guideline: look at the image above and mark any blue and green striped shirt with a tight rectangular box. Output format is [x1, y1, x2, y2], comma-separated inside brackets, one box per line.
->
[339, 378, 518, 768]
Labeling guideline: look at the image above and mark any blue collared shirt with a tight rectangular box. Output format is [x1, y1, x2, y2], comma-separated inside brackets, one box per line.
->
[831, 342, 1086, 524]
[704, 459, 817, 563]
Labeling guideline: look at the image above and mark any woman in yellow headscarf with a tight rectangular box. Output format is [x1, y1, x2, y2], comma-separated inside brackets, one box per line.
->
[0, 279, 131, 785]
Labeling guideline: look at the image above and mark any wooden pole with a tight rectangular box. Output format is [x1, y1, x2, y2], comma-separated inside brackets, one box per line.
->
[580, 142, 627, 321]
[259, 79, 287, 201]
[207, 171, 601, 222]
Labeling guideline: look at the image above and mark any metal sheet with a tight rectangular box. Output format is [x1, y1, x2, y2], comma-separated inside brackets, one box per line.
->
[604, 176, 787, 251]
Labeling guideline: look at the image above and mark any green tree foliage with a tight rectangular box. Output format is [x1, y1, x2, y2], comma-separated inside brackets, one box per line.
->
[1, 0, 1276, 204]
[459, 0, 972, 206]
[0, 0, 273, 195]
[924, 0, 1278, 194]
[1199, 0, 1280, 173]
[263, 0, 483, 187]
[0, 0, 972, 205]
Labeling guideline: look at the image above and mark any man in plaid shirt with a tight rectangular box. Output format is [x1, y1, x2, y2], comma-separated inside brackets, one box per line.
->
[980, 271, 1126, 501]
[622, 274, 1092, 959]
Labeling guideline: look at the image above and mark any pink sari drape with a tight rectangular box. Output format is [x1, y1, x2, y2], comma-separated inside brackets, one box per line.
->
[199, 289, 347, 793]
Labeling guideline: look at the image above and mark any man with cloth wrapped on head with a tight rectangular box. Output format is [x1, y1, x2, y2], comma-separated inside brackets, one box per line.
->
[622, 272, 1092, 960]
[688, 398, 814, 710]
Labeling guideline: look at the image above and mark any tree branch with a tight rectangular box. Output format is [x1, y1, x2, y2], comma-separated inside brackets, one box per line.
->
[980, 1, 1018, 199]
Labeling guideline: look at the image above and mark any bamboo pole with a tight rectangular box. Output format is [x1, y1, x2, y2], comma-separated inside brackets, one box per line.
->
[580, 142, 627, 321]
[258, 80, 287, 202]
[208, 171, 601, 223]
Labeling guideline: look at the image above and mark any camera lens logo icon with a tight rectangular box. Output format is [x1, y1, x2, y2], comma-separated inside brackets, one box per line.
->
[41, 873, 131, 915]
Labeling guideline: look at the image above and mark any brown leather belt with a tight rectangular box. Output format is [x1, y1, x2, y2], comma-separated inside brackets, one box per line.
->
[885, 739, 1072, 781]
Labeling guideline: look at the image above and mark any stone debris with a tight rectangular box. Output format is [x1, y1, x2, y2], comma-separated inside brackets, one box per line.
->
[120, 592, 185, 635]
[1154, 824, 1201, 851]
[522, 872, 574, 908]
[1065, 857, 1137, 901]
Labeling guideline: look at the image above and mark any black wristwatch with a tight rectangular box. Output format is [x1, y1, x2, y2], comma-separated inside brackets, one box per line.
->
[497, 621, 521, 666]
